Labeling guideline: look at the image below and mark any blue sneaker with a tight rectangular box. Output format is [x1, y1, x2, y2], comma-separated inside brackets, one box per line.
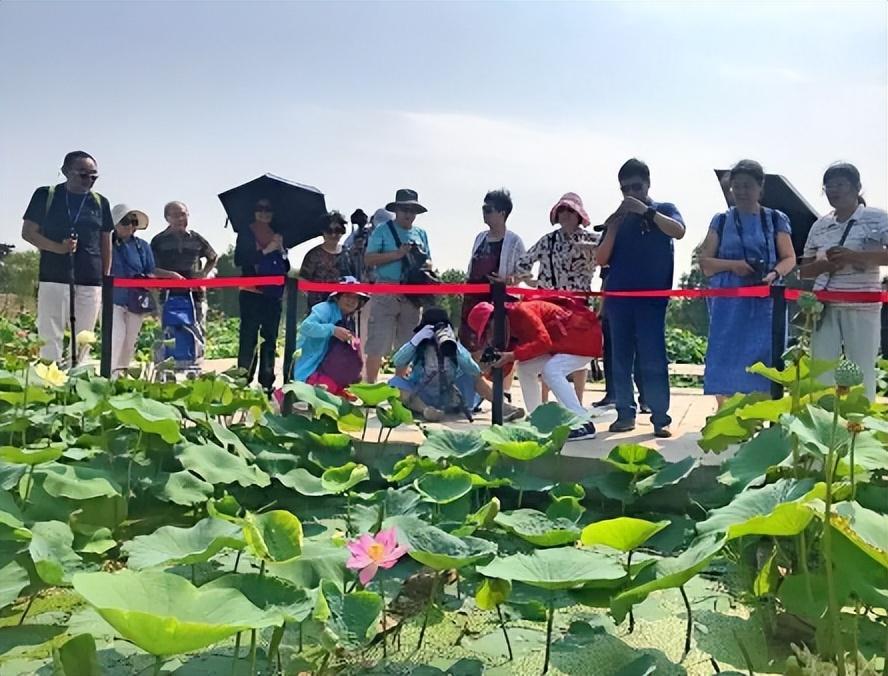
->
[567, 422, 597, 441]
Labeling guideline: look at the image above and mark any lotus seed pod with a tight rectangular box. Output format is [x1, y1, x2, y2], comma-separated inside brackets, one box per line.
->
[834, 360, 864, 388]
[797, 292, 823, 315]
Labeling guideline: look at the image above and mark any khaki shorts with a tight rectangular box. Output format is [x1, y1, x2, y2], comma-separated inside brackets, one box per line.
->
[364, 294, 421, 357]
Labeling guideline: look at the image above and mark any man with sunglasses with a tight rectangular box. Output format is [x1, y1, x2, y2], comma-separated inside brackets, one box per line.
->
[21, 150, 114, 365]
[363, 188, 433, 383]
[595, 158, 685, 438]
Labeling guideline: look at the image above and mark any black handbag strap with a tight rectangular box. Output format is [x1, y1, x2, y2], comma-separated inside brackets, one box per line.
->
[822, 218, 857, 290]
[547, 231, 559, 288]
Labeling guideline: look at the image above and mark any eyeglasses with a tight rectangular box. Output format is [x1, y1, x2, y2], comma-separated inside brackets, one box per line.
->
[620, 182, 645, 193]
[75, 172, 99, 181]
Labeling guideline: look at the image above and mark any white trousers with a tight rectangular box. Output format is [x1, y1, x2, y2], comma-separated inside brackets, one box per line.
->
[111, 305, 146, 374]
[37, 282, 102, 365]
[811, 305, 881, 400]
[517, 354, 590, 416]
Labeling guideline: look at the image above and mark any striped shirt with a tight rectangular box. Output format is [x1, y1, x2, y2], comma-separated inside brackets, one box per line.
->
[803, 205, 888, 308]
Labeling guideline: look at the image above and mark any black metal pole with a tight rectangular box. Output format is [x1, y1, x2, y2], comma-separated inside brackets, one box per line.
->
[282, 277, 299, 384]
[491, 281, 506, 425]
[100, 275, 114, 378]
[770, 284, 786, 399]
[69, 253, 77, 368]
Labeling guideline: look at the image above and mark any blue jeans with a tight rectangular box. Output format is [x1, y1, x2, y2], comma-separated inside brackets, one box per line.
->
[607, 298, 671, 428]
[389, 371, 477, 412]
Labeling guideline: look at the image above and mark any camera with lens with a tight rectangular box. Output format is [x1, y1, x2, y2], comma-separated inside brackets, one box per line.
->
[744, 258, 767, 284]
[479, 345, 502, 367]
[432, 321, 458, 359]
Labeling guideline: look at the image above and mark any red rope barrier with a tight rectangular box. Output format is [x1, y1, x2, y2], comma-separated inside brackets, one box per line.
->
[113, 275, 287, 289]
[113, 276, 888, 303]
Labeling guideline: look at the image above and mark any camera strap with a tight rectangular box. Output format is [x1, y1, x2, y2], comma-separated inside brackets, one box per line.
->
[387, 221, 409, 283]
[822, 217, 857, 291]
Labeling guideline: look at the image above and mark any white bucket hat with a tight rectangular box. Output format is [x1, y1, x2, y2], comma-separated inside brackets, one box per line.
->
[111, 204, 149, 230]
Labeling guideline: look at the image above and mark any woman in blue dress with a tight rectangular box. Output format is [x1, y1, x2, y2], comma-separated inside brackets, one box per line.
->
[698, 160, 796, 405]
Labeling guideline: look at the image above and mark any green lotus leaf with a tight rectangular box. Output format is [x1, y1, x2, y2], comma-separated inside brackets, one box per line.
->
[0, 387, 55, 406]
[0, 490, 29, 540]
[107, 393, 182, 443]
[153, 470, 214, 506]
[262, 413, 332, 440]
[735, 396, 792, 423]
[318, 578, 383, 651]
[0, 444, 64, 466]
[122, 518, 245, 570]
[382, 454, 439, 483]
[243, 510, 303, 563]
[347, 382, 400, 408]
[477, 546, 626, 590]
[71, 570, 275, 656]
[635, 456, 699, 495]
[783, 405, 852, 458]
[0, 625, 67, 660]
[403, 524, 497, 571]
[698, 392, 769, 452]
[777, 573, 831, 619]
[481, 425, 552, 461]
[697, 479, 816, 540]
[75, 528, 117, 555]
[75, 376, 112, 408]
[275, 462, 368, 497]
[610, 533, 727, 623]
[207, 420, 254, 460]
[268, 538, 349, 591]
[832, 529, 888, 607]
[337, 408, 367, 432]
[475, 577, 511, 610]
[255, 450, 301, 478]
[453, 497, 501, 536]
[753, 546, 779, 597]
[717, 425, 791, 489]
[551, 483, 586, 500]
[204, 573, 314, 623]
[0, 560, 29, 610]
[418, 428, 487, 461]
[546, 496, 585, 522]
[206, 494, 243, 523]
[603, 444, 665, 475]
[176, 441, 271, 488]
[495, 509, 581, 547]
[29, 520, 83, 586]
[580, 517, 670, 553]
[828, 501, 888, 570]
[281, 381, 349, 419]
[51, 633, 101, 676]
[375, 397, 414, 428]
[414, 466, 475, 504]
[528, 402, 587, 433]
[38, 464, 121, 500]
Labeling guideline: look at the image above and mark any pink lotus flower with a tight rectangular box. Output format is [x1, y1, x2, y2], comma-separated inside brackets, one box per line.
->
[346, 528, 409, 585]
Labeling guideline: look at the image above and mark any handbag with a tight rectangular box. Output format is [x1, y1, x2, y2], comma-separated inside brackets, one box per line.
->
[313, 323, 364, 391]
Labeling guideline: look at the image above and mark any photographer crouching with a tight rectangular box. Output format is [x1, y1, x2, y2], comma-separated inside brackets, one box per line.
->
[390, 307, 525, 422]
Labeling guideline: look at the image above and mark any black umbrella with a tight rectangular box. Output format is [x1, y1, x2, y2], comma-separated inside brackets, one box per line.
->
[714, 169, 820, 258]
[218, 174, 328, 248]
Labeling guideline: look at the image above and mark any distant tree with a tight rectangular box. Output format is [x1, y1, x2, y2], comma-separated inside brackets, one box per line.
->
[667, 265, 709, 336]
[206, 246, 240, 317]
[0, 248, 39, 313]
[438, 269, 466, 329]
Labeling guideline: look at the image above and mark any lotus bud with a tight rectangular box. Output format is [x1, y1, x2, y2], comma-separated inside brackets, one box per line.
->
[75, 330, 97, 346]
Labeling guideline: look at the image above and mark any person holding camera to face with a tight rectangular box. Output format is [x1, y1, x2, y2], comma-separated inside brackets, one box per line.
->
[595, 158, 685, 438]
[389, 307, 525, 422]
[697, 160, 796, 406]
[21, 150, 114, 366]
[363, 189, 436, 383]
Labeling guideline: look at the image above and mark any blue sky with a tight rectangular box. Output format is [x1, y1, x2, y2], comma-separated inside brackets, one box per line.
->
[2, 0, 885, 279]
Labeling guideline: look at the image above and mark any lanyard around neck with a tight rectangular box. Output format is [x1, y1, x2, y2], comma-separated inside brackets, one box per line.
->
[66, 191, 90, 228]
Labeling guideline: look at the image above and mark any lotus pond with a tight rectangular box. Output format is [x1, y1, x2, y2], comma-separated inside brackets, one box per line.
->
[0, 297, 886, 675]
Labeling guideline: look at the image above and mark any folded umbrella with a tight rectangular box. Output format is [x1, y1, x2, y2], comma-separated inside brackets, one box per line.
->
[218, 174, 328, 248]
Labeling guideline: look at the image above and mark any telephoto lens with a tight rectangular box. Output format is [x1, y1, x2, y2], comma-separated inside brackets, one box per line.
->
[433, 322, 458, 359]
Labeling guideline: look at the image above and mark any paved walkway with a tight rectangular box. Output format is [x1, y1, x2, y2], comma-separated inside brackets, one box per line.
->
[205, 358, 720, 466]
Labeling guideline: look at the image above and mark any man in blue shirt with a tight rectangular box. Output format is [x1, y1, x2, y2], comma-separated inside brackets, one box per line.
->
[363, 189, 433, 382]
[595, 159, 686, 437]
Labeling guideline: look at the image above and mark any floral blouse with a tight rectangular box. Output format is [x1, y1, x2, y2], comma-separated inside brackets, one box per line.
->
[516, 228, 597, 290]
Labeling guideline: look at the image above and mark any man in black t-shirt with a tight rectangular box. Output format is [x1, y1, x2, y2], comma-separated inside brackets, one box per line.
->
[21, 151, 113, 365]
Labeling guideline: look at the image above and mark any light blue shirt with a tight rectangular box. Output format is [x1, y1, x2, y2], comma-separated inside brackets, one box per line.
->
[365, 220, 431, 282]
[293, 300, 343, 381]
[391, 340, 481, 385]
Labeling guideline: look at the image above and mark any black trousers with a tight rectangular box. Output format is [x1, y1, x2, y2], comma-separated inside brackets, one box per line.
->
[238, 291, 282, 391]
[601, 315, 646, 404]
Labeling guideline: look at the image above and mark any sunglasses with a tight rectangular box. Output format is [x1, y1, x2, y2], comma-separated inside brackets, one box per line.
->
[255, 205, 273, 212]
[120, 216, 139, 227]
[619, 182, 645, 193]
[75, 172, 99, 181]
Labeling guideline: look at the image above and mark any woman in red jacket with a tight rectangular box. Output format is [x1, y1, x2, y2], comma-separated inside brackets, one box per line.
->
[467, 298, 602, 440]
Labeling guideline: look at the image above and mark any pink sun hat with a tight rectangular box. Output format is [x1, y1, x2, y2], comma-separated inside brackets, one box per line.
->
[549, 192, 591, 226]
[467, 302, 495, 340]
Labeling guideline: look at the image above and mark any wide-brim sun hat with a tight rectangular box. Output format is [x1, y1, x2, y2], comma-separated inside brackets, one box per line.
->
[386, 188, 427, 214]
[371, 208, 394, 226]
[111, 204, 149, 230]
[466, 302, 495, 341]
[328, 276, 370, 303]
[549, 192, 590, 226]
